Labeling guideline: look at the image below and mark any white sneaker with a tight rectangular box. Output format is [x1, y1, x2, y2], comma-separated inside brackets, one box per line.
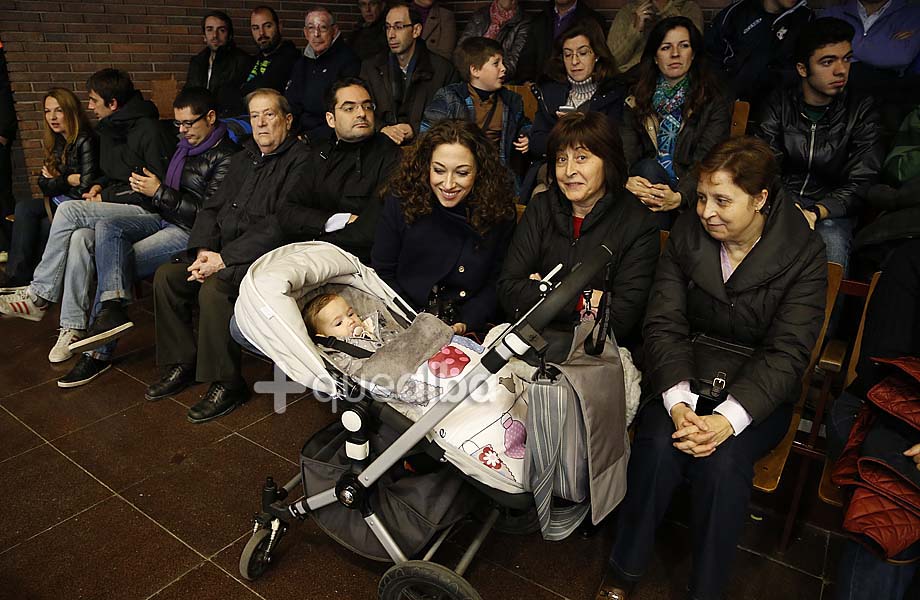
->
[0, 287, 48, 322]
[49, 328, 84, 363]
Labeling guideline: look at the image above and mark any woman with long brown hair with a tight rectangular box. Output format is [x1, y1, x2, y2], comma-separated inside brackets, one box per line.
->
[1, 88, 97, 288]
[620, 16, 729, 228]
[372, 119, 516, 335]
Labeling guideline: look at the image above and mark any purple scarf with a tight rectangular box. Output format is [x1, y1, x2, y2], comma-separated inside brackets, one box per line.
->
[164, 121, 227, 190]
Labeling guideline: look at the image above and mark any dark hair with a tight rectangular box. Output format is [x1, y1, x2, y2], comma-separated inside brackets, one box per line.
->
[244, 88, 292, 116]
[200, 10, 234, 42]
[697, 136, 779, 204]
[546, 111, 628, 193]
[173, 86, 217, 116]
[86, 68, 135, 108]
[383, 119, 515, 236]
[324, 76, 372, 113]
[544, 20, 617, 83]
[454, 36, 504, 83]
[794, 17, 855, 68]
[631, 17, 719, 127]
[387, 2, 423, 25]
[251, 5, 280, 26]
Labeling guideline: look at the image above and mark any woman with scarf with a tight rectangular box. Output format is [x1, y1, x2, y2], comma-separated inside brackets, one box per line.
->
[458, 0, 530, 81]
[372, 119, 516, 336]
[620, 16, 729, 229]
[54, 87, 239, 389]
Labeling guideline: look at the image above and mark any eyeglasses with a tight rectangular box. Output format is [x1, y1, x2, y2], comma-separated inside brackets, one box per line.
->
[173, 113, 206, 129]
[384, 23, 414, 32]
[306, 24, 331, 34]
[563, 47, 595, 61]
[337, 101, 376, 114]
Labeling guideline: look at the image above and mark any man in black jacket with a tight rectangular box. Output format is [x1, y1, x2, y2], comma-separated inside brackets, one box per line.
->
[218, 6, 300, 118]
[360, 3, 459, 146]
[757, 17, 884, 273]
[705, 0, 814, 105]
[149, 89, 310, 423]
[347, 0, 389, 60]
[56, 87, 239, 389]
[514, 0, 608, 83]
[278, 78, 399, 263]
[0, 37, 15, 253]
[285, 8, 362, 141]
[184, 11, 251, 105]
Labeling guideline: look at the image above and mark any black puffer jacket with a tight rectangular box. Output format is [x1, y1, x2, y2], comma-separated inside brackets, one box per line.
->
[277, 132, 399, 263]
[360, 41, 459, 136]
[151, 132, 239, 229]
[458, 6, 531, 79]
[186, 135, 311, 288]
[95, 92, 176, 205]
[185, 42, 252, 98]
[756, 87, 884, 219]
[37, 131, 99, 199]
[621, 92, 732, 205]
[644, 190, 827, 423]
[498, 186, 660, 348]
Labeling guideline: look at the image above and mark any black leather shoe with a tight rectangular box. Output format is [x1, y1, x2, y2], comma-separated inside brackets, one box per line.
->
[145, 364, 195, 401]
[69, 300, 134, 352]
[187, 383, 249, 424]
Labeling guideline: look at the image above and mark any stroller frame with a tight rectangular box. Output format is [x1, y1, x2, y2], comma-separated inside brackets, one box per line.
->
[239, 245, 614, 597]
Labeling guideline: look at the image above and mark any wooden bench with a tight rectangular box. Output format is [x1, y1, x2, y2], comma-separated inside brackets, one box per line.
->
[730, 100, 751, 138]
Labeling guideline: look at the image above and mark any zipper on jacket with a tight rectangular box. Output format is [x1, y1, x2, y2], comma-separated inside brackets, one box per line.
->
[799, 118, 817, 198]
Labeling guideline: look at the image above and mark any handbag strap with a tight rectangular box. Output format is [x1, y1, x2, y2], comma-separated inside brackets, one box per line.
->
[584, 264, 611, 356]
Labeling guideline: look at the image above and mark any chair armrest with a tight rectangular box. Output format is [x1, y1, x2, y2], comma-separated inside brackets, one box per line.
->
[818, 339, 847, 373]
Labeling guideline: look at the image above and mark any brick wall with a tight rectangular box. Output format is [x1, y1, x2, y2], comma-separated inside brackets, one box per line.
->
[0, 0, 761, 201]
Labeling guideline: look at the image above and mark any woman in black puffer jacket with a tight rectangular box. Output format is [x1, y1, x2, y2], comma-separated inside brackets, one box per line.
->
[499, 111, 659, 353]
[597, 136, 826, 600]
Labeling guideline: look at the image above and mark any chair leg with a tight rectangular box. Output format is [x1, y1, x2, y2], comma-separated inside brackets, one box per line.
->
[779, 459, 811, 551]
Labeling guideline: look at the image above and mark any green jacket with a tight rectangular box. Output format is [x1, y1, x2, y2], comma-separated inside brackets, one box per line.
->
[883, 105, 920, 185]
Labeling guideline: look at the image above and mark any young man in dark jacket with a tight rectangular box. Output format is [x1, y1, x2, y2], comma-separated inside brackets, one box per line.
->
[514, 0, 608, 83]
[219, 6, 300, 118]
[57, 87, 239, 389]
[278, 78, 400, 263]
[285, 8, 362, 141]
[705, 0, 814, 105]
[149, 89, 310, 424]
[184, 11, 251, 103]
[756, 17, 884, 273]
[360, 3, 459, 146]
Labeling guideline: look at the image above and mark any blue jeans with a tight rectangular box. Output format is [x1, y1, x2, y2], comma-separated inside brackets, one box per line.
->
[229, 315, 266, 358]
[836, 540, 919, 600]
[30, 201, 151, 330]
[85, 214, 189, 362]
[815, 217, 854, 276]
[6, 197, 52, 286]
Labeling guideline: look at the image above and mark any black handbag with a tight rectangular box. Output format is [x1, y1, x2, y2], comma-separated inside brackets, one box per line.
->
[690, 333, 755, 402]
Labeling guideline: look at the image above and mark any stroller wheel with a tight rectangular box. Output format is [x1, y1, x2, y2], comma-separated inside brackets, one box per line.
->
[378, 560, 482, 600]
[239, 529, 273, 581]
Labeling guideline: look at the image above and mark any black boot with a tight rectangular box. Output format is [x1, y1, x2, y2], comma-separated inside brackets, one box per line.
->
[145, 364, 196, 401]
[186, 382, 249, 424]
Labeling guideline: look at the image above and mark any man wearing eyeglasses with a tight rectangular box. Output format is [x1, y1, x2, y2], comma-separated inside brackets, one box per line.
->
[285, 7, 361, 142]
[278, 78, 399, 264]
[43, 87, 240, 389]
[360, 2, 459, 146]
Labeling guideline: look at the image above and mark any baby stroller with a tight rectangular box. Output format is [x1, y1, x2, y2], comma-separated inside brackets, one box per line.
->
[233, 242, 629, 599]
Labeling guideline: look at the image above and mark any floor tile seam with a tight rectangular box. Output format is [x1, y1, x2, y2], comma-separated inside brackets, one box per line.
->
[142, 561, 210, 600]
[0, 493, 117, 557]
[0, 440, 48, 466]
[235, 396, 309, 432]
[231, 431, 301, 467]
[0, 376, 61, 400]
[736, 544, 828, 581]
[205, 558, 272, 600]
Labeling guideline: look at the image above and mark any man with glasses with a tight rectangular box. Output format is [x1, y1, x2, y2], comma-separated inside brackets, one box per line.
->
[147, 88, 310, 423]
[347, 0, 390, 60]
[285, 7, 361, 141]
[47, 87, 240, 389]
[360, 2, 458, 146]
[278, 78, 399, 263]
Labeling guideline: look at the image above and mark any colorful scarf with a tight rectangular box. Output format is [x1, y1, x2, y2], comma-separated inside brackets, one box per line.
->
[485, 0, 516, 40]
[164, 122, 227, 191]
[652, 74, 689, 183]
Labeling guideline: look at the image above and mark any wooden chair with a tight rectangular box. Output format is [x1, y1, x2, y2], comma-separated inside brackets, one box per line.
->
[730, 100, 751, 138]
[752, 262, 845, 498]
[506, 84, 538, 122]
[151, 77, 179, 117]
[775, 271, 881, 549]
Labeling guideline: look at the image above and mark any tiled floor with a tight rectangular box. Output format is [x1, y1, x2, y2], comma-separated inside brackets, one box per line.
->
[1, 295, 853, 599]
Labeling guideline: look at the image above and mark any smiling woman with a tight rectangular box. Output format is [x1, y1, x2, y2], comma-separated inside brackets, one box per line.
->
[372, 119, 516, 335]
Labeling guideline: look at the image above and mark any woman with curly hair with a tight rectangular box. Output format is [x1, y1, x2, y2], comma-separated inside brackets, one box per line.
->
[372, 119, 516, 335]
[498, 111, 659, 353]
[621, 16, 730, 229]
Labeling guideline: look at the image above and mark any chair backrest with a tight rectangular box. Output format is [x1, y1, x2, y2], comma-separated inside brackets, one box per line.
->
[844, 271, 883, 387]
[798, 262, 845, 400]
[507, 84, 538, 122]
[730, 100, 751, 138]
[151, 77, 178, 118]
